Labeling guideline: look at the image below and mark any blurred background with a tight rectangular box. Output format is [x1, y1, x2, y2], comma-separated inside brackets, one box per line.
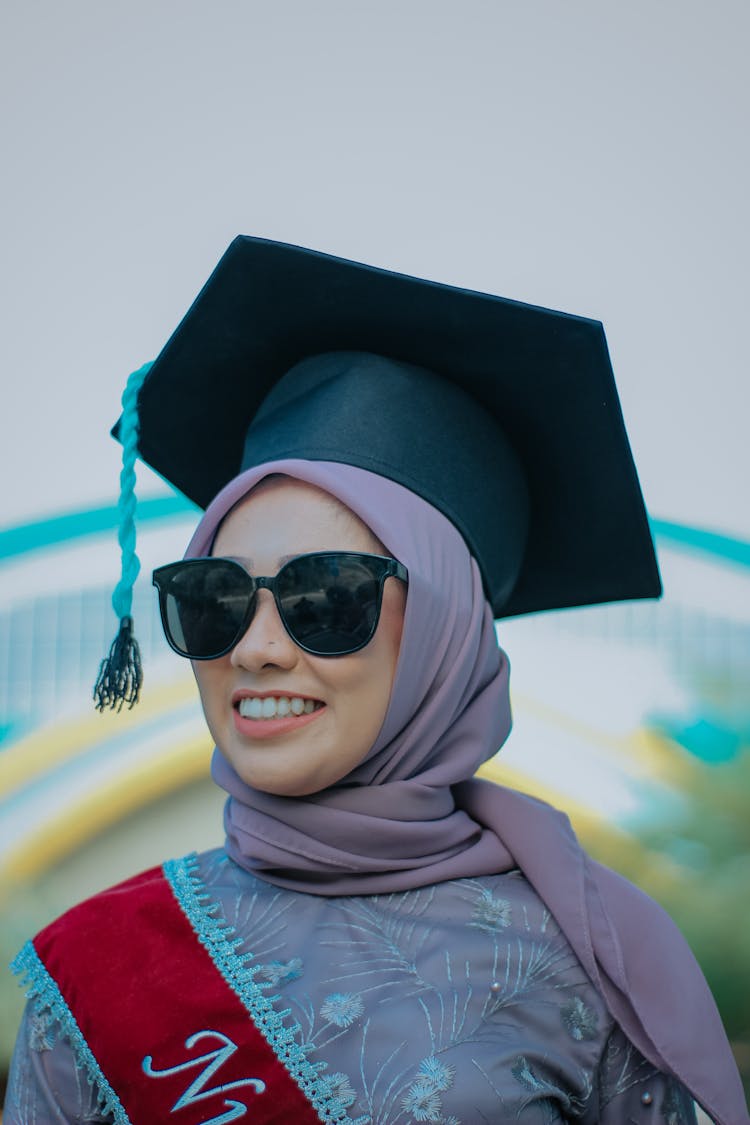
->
[1, 0, 748, 1104]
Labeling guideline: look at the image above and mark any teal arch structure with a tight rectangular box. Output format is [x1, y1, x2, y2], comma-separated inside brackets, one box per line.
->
[1, 501, 748, 569]
[0, 496, 199, 562]
[650, 519, 750, 570]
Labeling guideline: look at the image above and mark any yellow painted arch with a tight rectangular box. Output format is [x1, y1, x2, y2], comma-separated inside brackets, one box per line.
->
[0, 732, 213, 891]
[2, 681, 665, 892]
[0, 678, 201, 799]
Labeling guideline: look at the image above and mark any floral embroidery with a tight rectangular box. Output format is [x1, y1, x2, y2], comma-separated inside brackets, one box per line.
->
[400, 1055, 457, 1124]
[469, 888, 512, 933]
[417, 1056, 455, 1092]
[256, 958, 304, 986]
[512, 1055, 542, 1092]
[401, 1079, 443, 1121]
[511, 1055, 590, 1122]
[28, 1009, 57, 1052]
[600, 1030, 658, 1102]
[320, 992, 365, 1029]
[326, 1072, 357, 1109]
[561, 996, 598, 1041]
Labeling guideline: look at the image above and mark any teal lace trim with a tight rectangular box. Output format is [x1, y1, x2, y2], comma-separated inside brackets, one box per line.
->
[165, 854, 367, 1125]
[11, 941, 131, 1125]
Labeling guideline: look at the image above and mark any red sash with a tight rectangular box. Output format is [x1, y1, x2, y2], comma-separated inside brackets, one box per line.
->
[29, 862, 330, 1125]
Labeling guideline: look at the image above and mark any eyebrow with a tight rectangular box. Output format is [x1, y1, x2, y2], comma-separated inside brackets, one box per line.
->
[220, 552, 307, 570]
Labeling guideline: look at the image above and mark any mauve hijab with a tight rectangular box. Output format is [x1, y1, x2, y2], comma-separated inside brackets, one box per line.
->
[186, 459, 747, 1125]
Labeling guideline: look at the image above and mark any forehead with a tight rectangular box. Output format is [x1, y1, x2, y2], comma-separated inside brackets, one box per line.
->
[211, 476, 383, 562]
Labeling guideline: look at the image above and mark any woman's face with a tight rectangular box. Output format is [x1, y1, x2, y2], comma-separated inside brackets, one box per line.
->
[192, 477, 407, 797]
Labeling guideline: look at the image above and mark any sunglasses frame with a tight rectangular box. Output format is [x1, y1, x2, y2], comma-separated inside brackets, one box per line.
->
[152, 550, 408, 660]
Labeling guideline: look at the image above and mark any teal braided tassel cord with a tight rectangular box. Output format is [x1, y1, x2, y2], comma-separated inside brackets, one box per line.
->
[94, 361, 153, 712]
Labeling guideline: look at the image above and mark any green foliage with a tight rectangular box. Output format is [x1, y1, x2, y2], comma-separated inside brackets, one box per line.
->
[634, 747, 750, 1038]
[582, 742, 750, 1094]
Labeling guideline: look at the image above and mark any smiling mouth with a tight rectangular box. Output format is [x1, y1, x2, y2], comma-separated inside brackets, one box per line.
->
[236, 696, 324, 720]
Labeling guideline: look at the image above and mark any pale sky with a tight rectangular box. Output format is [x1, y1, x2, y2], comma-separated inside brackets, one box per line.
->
[2, 0, 748, 538]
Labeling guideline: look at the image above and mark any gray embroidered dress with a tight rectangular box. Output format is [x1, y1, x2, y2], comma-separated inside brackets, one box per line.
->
[6, 847, 699, 1124]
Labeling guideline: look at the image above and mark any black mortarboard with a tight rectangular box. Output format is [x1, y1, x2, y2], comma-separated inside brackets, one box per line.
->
[119, 235, 661, 618]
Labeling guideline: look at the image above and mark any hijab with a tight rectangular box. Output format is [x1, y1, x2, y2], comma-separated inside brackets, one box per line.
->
[186, 458, 747, 1125]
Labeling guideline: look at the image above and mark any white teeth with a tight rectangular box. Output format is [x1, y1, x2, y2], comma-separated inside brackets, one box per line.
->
[238, 696, 318, 720]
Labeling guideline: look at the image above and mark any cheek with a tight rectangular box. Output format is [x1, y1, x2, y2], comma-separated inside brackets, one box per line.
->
[377, 583, 407, 678]
[191, 661, 225, 723]
[346, 586, 407, 756]
[337, 627, 403, 737]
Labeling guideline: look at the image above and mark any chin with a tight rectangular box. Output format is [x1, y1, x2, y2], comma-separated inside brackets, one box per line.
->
[235, 767, 328, 799]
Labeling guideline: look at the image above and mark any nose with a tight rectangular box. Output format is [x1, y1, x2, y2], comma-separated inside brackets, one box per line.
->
[229, 589, 299, 671]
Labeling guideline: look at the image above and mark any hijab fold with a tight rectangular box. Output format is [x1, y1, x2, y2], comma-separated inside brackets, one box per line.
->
[187, 459, 748, 1125]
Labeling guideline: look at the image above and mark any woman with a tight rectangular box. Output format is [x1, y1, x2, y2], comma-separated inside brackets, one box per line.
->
[6, 238, 748, 1124]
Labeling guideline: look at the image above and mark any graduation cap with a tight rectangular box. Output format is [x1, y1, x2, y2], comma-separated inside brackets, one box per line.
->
[97, 236, 661, 709]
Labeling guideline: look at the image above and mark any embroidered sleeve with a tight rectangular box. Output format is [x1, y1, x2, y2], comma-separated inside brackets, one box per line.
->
[4, 1002, 113, 1125]
[593, 1023, 699, 1124]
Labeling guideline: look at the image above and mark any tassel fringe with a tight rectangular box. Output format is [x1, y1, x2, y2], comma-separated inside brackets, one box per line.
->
[93, 616, 143, 712]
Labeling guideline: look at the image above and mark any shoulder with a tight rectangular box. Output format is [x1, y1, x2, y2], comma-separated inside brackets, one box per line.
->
[33, 860, 176, 956]
[439, 867, 568, 934]
[584, 854, 710, 992]
[17, 850, 229, 988]
[34, 848, 229, 939]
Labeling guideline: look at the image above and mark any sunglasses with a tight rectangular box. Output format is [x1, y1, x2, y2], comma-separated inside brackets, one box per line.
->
[152, 551, 408, 660]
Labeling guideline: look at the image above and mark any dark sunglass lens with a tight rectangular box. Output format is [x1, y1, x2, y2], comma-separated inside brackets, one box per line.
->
[278, 555, 381, 654]
[163, 561, 253, 657]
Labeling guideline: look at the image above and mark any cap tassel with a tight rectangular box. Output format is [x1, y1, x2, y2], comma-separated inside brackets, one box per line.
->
[94, 616, 143, 711]
[94, 361, 152, 712]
